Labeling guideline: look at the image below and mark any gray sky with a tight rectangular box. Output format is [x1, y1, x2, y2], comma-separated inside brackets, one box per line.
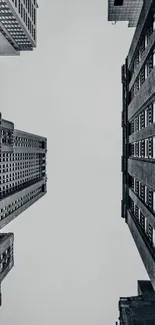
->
[0, 1, 149, 324]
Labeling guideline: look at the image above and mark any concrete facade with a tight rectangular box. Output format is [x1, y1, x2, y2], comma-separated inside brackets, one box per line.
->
[0, 233, 14, 307]
[0, 0, 38, 55]
[0, 114, 47, 229]
[116, 281, 155, 324]
[122, 0, 155, 291]
[108, 0, 143, 27]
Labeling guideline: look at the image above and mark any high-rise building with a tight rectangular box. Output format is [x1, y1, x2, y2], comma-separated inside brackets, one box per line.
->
[108, 0, 143, 27]
[0, 233, 14, 306]
[0, 0, 38, 56]
[122, 0, 155, 289]
[0, 113, 47, 230]
[116, 281, 155, 324]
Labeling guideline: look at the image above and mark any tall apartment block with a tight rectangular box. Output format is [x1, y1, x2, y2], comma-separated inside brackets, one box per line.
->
[0, 114, 47, 230]
[0, 0, 38, 55]
[122, 0, 155, 289]
[108, 0, 143, 27]
[0, 233, 14, 306]
[116, 281, 155, 324]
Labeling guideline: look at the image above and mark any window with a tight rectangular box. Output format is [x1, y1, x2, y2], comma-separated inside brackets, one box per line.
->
[153, 102, 155, 123]
[145, 62, 149, 79]
[153, 15, 155, 30]
[139, 114, 141, 131]
[145, 139, 149, 158]
[153, 229, 155, 247]
[139, 141, 142, 157]
[140, 212, 145, 230]
[141, 111, 145, 128]
[134, 178, 136, 192]
[153, 191, 155, 211]
[135, 205, 139, 219]
[145, 108, 148, 127]
[18, 0, 21, 13]
[153, 137, 155, 159]
[147, 222, 153, 243]
[153, 48, 155, 66]
[141, 140, 145, 157]
[148, 138, 153, 158]
[145, 33, 148, 49]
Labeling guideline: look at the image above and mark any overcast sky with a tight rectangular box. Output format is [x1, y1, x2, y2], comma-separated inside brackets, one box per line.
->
[0, 1, 149, 324]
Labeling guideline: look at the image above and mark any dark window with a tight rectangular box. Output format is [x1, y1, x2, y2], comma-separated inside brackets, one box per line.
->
[135, 206, 139, 219]
[140, 212, 145, 230]
[148, 138, 153, 157]
[147, 223, 153, 243]
[114, 0, 123, 5]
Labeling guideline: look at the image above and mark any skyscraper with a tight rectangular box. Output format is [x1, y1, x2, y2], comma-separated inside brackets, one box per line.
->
[121, 0, 155, 290]
[108, 0, 143, 27]
[116, 281, 155, 324]
[0, 233, 14, 306]
[0, 0, 38, 56]
[0, 113, 47, 230]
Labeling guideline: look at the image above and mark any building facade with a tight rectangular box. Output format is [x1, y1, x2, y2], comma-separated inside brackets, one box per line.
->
[108, 0, 143, 27]
[116, 281, 155, 324]
[0, 114, 47, 230]
[0, 233, 14, 306]
[0, 0, 38, 55]
[122, 0, 155, 290]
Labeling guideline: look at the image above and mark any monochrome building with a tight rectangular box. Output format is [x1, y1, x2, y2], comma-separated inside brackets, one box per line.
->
[0, 232, 14, 306]
[108, 0, 143, 27]
[0, 113, 47, 230]
[116, 281, 155, 324]
[122, 0, 155, 290]
[0, 0, 38, 55]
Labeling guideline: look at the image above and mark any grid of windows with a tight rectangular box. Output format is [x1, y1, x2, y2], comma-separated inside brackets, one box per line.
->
[129, 137, 154, 159]
[129, 175, 154, 211]
[130, 15, 154, 80]
[129, 13, 155, 103]
[0, 245, 13, 274]
[130, 197, 155, 248]
[129, 102, 155, 135]
[0, 184, 43, 221]
[0, 0, 37, 52]
[0, 152, 46, 198]
[14, 136, 43, 148]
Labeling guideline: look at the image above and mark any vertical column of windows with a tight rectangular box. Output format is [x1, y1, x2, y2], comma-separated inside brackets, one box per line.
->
[146, 222, 153, 243]
[148, 105, 153, 124]
[135, 205, 139, 219]
[139, 212, 145, 231]
[145, 138, 149, 158]
[141, 139, 145, 157]
[148, 53, 153, 74]
[140, 37, 145, 57]
[140, 67, 145, 86]
[145, 108, 148, 127]
[130, 198, 134, 214]
[135, 179, 139, 196]
[145, 61, 149, 80]
[141, 111, 145, 129]
[148, 137, 153, 158]
[148, 188, 153, 210]
[140, 183, 145, 202]
[139, 140, 142, 157]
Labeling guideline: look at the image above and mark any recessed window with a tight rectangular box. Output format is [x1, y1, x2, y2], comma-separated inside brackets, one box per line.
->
[114, 0, 123, 5]
[153, 102, 155, 123]
[153, 48, 155, 66]
[153, 137, 155, 158]
[145, 33, 148, 49]
[145, 62, 148, 79]
[145, 108, 148, 127]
